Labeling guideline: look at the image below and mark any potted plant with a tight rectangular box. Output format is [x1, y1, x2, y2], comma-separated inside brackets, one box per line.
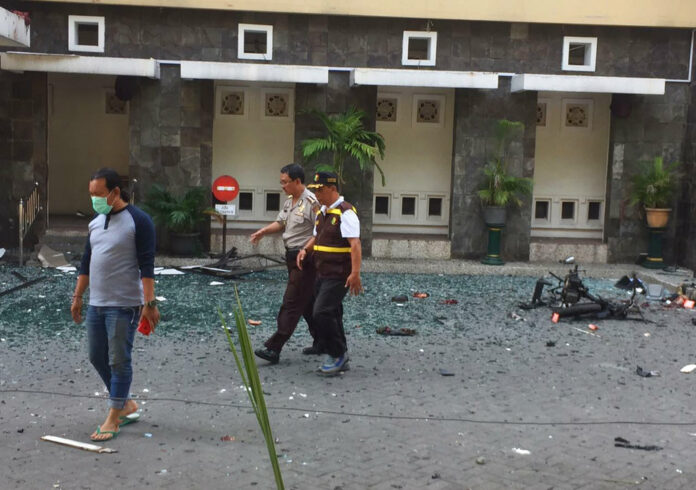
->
[629, 156, 680, 228]
[142, 184, 210, 255]
[477, 120, 533, 266]
[477, 119, 533, 226]
[301, 106, 386, 186]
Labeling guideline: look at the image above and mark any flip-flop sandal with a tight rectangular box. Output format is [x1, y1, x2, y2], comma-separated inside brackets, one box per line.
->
[118, 413, 141, 426]
[90, 426, 119, 441]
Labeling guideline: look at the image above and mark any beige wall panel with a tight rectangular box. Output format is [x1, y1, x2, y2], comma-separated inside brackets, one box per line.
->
[212, 83, 294, 227]
[34, 0, 696, 28]
[48, 73, 129, 215]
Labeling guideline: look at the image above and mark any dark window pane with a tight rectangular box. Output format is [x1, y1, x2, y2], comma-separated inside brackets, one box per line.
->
[588, 201, 601, 220]
[568, 43, 587, 65]
[402, 196, 416, 216]
[238, 192, 253, 211]
[77, 23, 99, 46]
[428, 197, 442, 217]
[535, 201, 549, 219]
[561, 201, 575, 220]
[408, 38, 429, 60]
[266, 193, 280, 212]
[245, 31, 267, 54]
[375, 196, 389, 215]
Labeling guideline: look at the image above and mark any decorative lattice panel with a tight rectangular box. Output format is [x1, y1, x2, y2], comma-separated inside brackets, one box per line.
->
[105, 93, 127, 115]
[416, 99, 440, 123]
[376, 98, 397, 122]
[565, 103, 590, 127]
[265, 93, 289, 117]
[221, 92, 245, 115]
[536, 103, 547, 127]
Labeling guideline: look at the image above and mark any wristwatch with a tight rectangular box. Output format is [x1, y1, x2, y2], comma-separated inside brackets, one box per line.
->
[144, 299, 157, 308]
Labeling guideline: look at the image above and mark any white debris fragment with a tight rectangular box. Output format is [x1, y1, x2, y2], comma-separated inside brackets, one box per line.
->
[156, 296, 167, 301]
[142, 388, 150, 393]
[219, 388, 227, 393]
[680, 364, 696, 373]
[155, 269, 184, 275]
[512, 448, 531, 455]
[210, 281, 224, 286]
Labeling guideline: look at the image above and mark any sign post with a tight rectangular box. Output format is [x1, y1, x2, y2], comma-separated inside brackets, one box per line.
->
[212, 175, 240, 256]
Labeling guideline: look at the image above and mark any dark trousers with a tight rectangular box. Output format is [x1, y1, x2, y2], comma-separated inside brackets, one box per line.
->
[264, 250, 316, 352]
[313, 277, 348, 358]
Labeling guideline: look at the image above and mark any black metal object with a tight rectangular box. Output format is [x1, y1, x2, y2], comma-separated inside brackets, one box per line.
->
[0, 275, 46, 298]
[181, 247, 285, 279]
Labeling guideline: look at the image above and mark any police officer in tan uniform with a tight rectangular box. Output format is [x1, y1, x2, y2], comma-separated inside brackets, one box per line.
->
[250, 163, 320, 364]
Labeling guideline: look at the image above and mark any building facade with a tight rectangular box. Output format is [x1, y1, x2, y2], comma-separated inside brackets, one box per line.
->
[1, 0, 695, 267]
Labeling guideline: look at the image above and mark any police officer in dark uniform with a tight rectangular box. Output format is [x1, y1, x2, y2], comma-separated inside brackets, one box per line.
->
[251, 163, 320, 364]
[297, 171, 362, 375]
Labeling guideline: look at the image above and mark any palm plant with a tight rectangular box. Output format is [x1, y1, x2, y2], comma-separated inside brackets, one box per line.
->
[629, 156, 680, 209]
[477, 119, 533, 207]
[142, 184, 209, 234]
[301, 107, 386, 185]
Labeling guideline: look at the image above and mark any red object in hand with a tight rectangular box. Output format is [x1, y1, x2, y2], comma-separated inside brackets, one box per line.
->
[138, 317, 152, 336]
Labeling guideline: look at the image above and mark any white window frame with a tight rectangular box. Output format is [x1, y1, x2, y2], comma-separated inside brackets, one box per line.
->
[264, 189, 282, 216]
[426, 194, 445, 221]
[533, 198, 552, 224]
[236, 190, 255, 215]
[562, 36, 597, 72]
[400, 194, 418, 218]
[260, 88, 294, 121]
[586, 200, 604, 224]
[402, 31, 437, 67]
[412, 94, 445, 127]
[238, 23, 273, 61]
[373, 194, 391, 219]
[68, 15, 105, 53]
[560, 199, 578, 224]
[216, 86, 249, 119]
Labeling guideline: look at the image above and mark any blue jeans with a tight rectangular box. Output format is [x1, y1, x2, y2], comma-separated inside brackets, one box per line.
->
[85, 305, 139, 409]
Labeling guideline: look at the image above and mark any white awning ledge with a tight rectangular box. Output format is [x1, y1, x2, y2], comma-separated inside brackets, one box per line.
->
[511, 74, 665, 95]
[0, 52, 160, 78]
[180, 61, 329, 83]
[0, 7, 30, 48]
[351, 68, 499, 89]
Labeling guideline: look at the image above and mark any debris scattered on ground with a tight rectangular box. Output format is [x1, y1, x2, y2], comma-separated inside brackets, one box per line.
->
[571, 327, 600, 337]
[476, 457, 486, 465]
[391, 295, 408, 303]
[680, 364, 696, 373]
[154, 267, 184, 275]
[0, 248, 5, 259]
[545, 340, 556, 347]
[209, 281, 224, 286]
[636, 366, 660, 377]
[247, 319, 262, 326]
[588, 324, 599, 331]
[614, 437, 662, 451]
[412, 292, 429, 298]
[376, 326, 416, 336]
[439, 299, 458, 305]
[56, 265, 77, 273]
[37, 245, 70, 268]
[692, 318, 696, 326]
[438, 368, 455, 376]
[144, 433, 153, 438]
[0, 275, 47, 298]
[510, 312, 525, 321]
[512, 448, 531, 455]
[220, 435, 235, 442]
[41, 435, 117, 454]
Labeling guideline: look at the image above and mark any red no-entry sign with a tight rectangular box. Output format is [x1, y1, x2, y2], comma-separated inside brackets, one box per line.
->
[212, 175, 239, 202]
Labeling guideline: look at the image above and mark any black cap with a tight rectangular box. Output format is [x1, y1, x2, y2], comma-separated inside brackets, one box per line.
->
[307, 171, 339, 189]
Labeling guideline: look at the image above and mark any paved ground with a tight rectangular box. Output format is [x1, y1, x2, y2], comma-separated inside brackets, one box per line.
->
[1, 259, 696, 489]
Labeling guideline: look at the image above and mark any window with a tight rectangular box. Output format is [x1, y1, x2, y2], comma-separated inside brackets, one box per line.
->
[562, 36, 597, 72]
[261, 88, 293, 120]
[238, 192, 253, 211]
[428, 197, 442, 217]
[376, 97, 398, 122]
[562, 99, 593, 130]
[401, 196, 416, 216]
[402, 31, 437, 66]
[534, 200, 550, 220]
[561, 201, 576, 221]
[238, 24, 273, 61]
[217, 87, 248, 118]
[375, 195, 390, 215]
[588, 201, 601, 221]
[412, 94, 445, 127]
[265, 192, 280, 212]
[68, 15, 105, 53]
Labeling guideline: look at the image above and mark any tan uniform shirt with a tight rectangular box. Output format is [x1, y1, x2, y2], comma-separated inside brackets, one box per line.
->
[276, 188, 318, 249]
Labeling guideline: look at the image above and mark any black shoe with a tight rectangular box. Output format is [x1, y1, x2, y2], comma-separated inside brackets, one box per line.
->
[254, 348, 280, 364]
[302, 344, 322, 355]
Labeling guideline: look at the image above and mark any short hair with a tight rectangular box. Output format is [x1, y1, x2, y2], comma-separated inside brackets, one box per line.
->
[280, 163, 305, 183]
[90, 168, 130, 202]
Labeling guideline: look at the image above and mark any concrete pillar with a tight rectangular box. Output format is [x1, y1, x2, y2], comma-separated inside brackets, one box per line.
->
[450, 79, 536, 260]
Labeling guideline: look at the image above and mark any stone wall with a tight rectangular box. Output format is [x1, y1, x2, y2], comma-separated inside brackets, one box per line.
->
[606, 84, 689, 264]
[450, 79, 537, 260]
[26, 5, 693, 79]
[294, 71, 377, 256]
[677, 79, 696, 271]
[128, 65, 214, 249]
[0, 71, 47, 250]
